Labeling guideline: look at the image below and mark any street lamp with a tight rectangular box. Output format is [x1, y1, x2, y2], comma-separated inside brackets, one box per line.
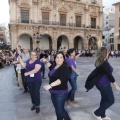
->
[33, 32, 42, 45]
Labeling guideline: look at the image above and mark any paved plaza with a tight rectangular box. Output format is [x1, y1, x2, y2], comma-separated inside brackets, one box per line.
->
[0, 57, 120, 120]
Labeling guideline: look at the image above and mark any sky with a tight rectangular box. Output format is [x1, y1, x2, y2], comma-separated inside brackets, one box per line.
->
[0, 0, 120, 27]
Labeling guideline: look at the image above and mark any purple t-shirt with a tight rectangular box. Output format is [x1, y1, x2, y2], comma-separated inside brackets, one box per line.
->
[25, 59, 42, 82]
[67, 57, 76, 69]
[49, 68, 69, 94]
[97, 64, 113, 86]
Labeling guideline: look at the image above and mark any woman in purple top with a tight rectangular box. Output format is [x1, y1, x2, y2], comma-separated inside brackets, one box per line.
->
[66, 48, 83, 104]
[93, 47, 120, 120]
[42, 52, 71, 120]
[18, 51, 42, 113]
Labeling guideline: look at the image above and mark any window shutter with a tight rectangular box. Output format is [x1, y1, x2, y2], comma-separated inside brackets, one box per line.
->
[91, 18, 96, 28]
[76, 16, 81, 27]
[21, 10, 29, 23]
[42, 12, 49, 24]
[60, 14, 66, 26]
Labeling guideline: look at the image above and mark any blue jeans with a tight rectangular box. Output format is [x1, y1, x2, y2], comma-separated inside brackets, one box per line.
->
[51, 93, 71, 120]
[94, 84, 115, 118]
[67, 75, 77, 101]
[28, 80, 42, 107]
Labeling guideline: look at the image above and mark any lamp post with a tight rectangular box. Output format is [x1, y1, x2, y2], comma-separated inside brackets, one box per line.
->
[33, 32, 42, 48]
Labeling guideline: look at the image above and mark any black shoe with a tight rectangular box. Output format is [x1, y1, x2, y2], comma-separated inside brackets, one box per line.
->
[23, 91, 28, 93]
[36, 107, 40, 113]
[42, 77, 46, 79]
[31, 105, 36, 111]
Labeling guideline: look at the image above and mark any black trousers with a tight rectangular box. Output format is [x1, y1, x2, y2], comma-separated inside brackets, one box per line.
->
[41, 62, 45, 78]
[28, 80, 42, 107]
[14, 65, 18, 78]
[21, 69, 28, 92]
[94, 84, 115, 118]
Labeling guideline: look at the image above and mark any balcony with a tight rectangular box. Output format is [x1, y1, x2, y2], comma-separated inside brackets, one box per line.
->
[91, 26, 96, 29]
[21, 20, 29, 23]
[14, 19, 102, 30]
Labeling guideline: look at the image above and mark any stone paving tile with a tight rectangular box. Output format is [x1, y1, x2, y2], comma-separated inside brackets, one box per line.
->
[0, 57, 120, 120]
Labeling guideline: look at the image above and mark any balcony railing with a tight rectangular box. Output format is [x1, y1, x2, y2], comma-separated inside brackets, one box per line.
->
[15, 19, 102, 29]
[21, 20, 29, 23]
[91, 26, 96, 29]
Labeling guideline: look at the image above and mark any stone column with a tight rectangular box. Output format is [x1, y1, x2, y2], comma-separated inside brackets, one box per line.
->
[33, 38, 36, 50]
[69, 39, 74, 48]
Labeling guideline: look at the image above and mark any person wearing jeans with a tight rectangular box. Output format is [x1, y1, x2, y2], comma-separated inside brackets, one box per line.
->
[51, 93, 70, 120]
[93, 47, 120, 120]
[67, 71, 77, 102]
[94, 84, 114, 119]
[42, 52, 71, 120]
[66, 48, 83, 104]
[18, 51, 42, 113]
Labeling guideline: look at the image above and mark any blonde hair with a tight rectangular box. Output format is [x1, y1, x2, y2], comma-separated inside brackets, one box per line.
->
[95, 47, 108, 67]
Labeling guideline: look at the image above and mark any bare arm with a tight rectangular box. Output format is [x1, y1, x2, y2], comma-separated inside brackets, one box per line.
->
[25, 64, 41, 76]
[18, 56, 26, 68]
[113, 82, 120, 92]
[43, 79, 61, 90]
[71, 66, 79, 75]
[40, 58, 52, 68]
[75, 51, 84, 59]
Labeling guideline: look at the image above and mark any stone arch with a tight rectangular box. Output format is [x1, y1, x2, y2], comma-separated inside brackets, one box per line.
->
[18, 33, 33, 40]
[74, 36, 84, 50]
[39, 34, 52, 50]
[57, 35, 69, 50]
[18, 33, 33, 50]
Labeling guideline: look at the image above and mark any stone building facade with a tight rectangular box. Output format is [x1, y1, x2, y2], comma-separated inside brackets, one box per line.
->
[113, 2, 120, 50]
[9, 0, 103, 50]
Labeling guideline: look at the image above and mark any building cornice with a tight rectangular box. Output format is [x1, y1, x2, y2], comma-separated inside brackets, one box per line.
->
[112, 2, 120, 6]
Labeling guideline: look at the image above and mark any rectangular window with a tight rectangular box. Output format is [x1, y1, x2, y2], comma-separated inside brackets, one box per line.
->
[110, 38, 111, 43]
[91, 0, 96, 4]
[91, 18, 96, 28]
[60, 14, 66, 26]
[42, 12, 49, 25]
[76, 16, 81, 27]
[102, 36, 105, 39]
[21, 10, 29, 23]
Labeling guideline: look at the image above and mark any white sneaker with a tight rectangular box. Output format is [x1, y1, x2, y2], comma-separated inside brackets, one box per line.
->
[93, 113, 102, 120]
[102, 117, 111, 120]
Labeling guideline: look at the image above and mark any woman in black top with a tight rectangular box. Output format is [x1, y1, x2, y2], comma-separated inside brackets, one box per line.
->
[42, 52, 71, 120]
[93, 47, 120, 120]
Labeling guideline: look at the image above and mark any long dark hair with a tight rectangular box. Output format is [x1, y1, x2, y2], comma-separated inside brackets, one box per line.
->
[54, 51, 67, 66]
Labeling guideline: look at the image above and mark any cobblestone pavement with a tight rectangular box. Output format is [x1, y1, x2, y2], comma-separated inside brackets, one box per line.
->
[0, 57, 120, 120]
